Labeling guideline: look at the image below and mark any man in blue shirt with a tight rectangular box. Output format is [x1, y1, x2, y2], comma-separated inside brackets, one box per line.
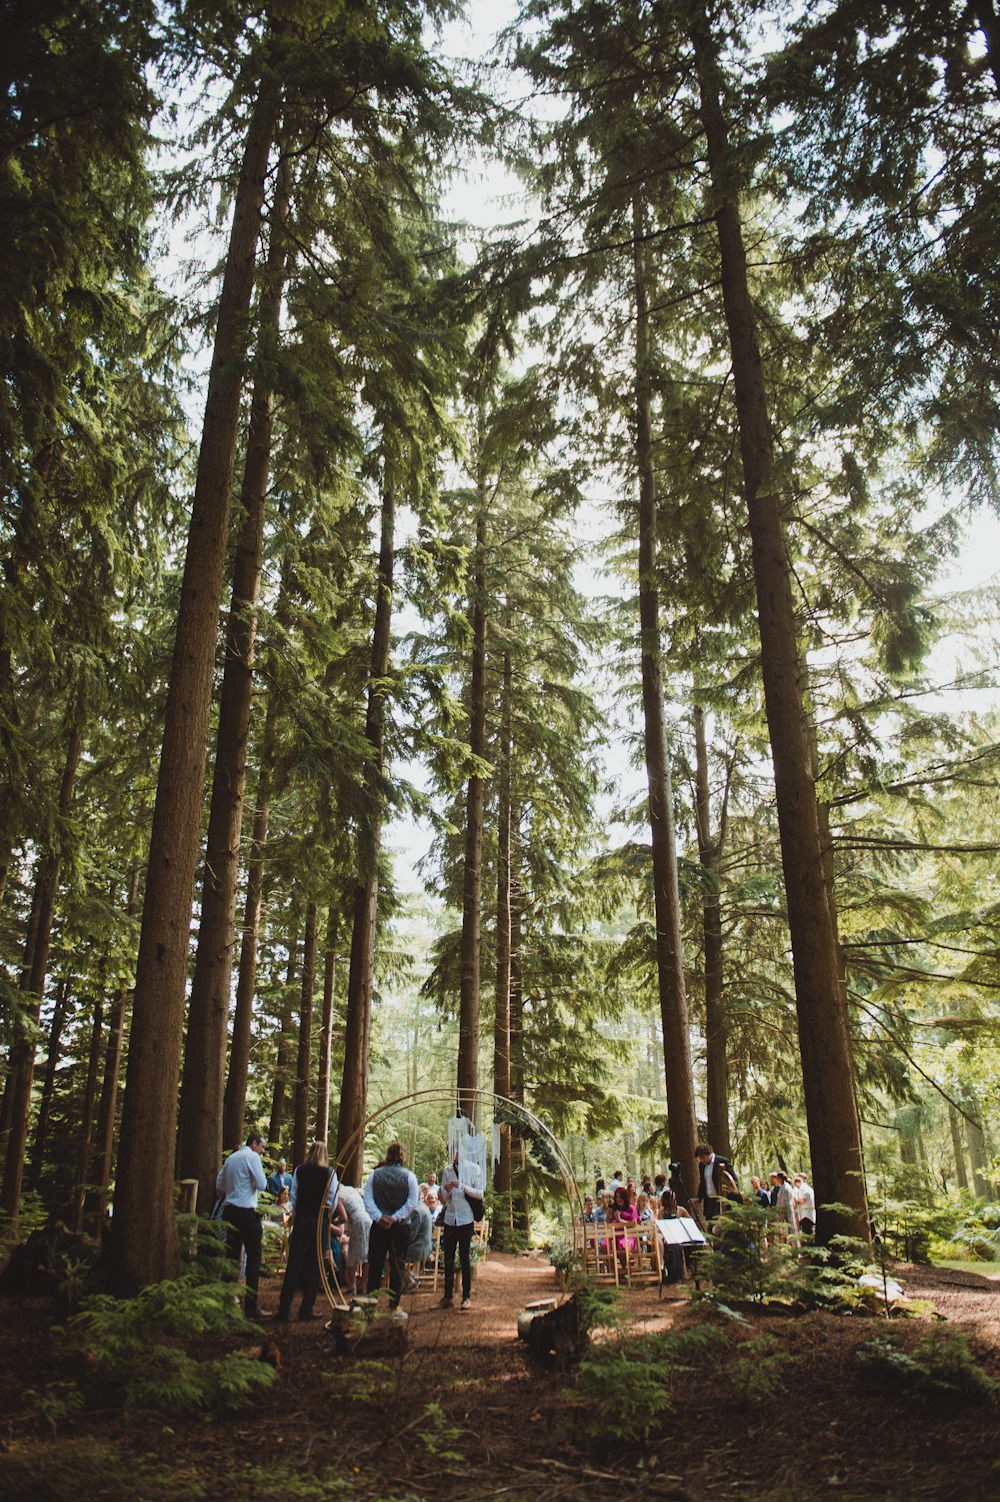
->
[215, 1132, 268, 1318]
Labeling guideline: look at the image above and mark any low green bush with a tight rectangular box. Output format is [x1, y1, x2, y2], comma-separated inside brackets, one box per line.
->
[52, 1274, 276, 1421]
[569, 1322, 729, 1446]
[857, 1326, 997, 1405]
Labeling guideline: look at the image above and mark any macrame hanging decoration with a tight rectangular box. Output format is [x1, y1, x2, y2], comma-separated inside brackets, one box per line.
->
[447, 1112, 488, 1188]
[447, 1114, 465, 1169]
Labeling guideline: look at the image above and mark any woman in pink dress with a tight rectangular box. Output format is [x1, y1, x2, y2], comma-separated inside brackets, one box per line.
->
[610, 1184, 639, 1274]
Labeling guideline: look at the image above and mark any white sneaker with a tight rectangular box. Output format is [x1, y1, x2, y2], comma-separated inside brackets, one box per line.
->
[389, 1306, 409, 1323]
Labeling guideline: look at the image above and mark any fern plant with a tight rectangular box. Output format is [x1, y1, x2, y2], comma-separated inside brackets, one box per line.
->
[570, 1324, 729, 1446]
[57, 1274, 276, 1418]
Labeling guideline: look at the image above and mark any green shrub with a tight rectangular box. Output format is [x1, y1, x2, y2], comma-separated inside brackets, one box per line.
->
[946, 1203, 1000, 1263]
[57, 1274, 276, 1419]
[858, 1327, 997, 1405]
[728, 1334, 797, 1407]
[570, 1323, 729, 1446]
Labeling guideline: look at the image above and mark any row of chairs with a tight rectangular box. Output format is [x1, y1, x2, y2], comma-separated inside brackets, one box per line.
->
[581, 1219, 663, 1286]
[412, 1219, 490, 1291]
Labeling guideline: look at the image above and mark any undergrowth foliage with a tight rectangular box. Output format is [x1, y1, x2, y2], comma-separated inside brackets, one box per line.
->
[857, 1327, 998, 1405]
[697, 1202, 895, 1313]
[569, 1322, 729, 1445]
[45, 1275, 275, 1424]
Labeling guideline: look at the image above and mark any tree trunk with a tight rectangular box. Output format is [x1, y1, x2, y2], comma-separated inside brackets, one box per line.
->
[633, 193, 698, 1200]
[222, 690, 278, 1150]
[90, 864, 139, 1222]
[965, 1100, 990, 1197]
[457, 500, 488, 1122]
[1, 723, 81, 1222]
[337, 471, 395, 1184]
[949, 1104, 969, 1192]
[178, 157, 291, 1213]
[112, 80, 281, 1292]
[315, 909, 338, 1145]
[492, 632, 513, 1246]
[508, 843, 529, 1241]
[27, 974, 72, 1192]
[689, 6, 869, 1244]
[292, 899, 318, 1165]
[692, 702, 730, 1154]
[71, 993, 104, 1232]
[268, 939, 299, 1149]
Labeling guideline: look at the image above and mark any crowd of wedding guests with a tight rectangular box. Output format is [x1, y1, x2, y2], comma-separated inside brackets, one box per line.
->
[212, 1135, 484, 1322]
[584, 1144, 817, 1239]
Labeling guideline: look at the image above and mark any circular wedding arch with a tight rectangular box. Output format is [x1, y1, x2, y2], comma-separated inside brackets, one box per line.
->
[316, 1086, 585, 1311]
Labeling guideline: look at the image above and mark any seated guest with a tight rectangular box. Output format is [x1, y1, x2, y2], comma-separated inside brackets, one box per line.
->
[404, 1198, 434, 1293]
[421, 1180, 442, 1221]
[636, 1191, 654, 1222]
[610, 1184, 640, 1272]
[582, 1193, 605, 1224]
[266, 1185, 291, 1221]
[266, 1157, 293, 1196]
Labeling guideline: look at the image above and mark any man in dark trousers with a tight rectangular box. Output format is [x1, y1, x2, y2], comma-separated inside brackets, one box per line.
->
[363, 1141, 419, 1310]
[215, 1131, 268, 1317]
[694, 1142, 742, 1224]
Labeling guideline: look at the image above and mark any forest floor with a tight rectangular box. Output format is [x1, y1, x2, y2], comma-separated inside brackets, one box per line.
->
[0, 1249, 998, 1501]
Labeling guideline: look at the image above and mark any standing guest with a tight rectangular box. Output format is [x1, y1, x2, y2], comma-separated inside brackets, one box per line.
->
[608, 1169, 625, 1197]
[274, 1141, 339, 1323]
[694, 1142, 742, 1224]
[749, 1175, 771, 1208]
[336, 1181, 372, 1297]
[364, 1142, 419, 1311]
[773, 1171, 796, 1229]
[266, 1157, 293, 1196]
[793, 1174, 816, 1235]
[439, 1153, 483, 1310]
[215, 1132, 268, 1318]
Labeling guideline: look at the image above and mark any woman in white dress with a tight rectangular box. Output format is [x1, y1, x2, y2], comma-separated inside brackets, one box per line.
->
[336, 1182, 372, 1296]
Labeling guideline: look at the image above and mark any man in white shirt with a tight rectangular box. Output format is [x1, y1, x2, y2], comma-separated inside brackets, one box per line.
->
[215, 1132, 268, 1318]
[364, 1141, 420, 1310]
[793, 1174, 816, 1235]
